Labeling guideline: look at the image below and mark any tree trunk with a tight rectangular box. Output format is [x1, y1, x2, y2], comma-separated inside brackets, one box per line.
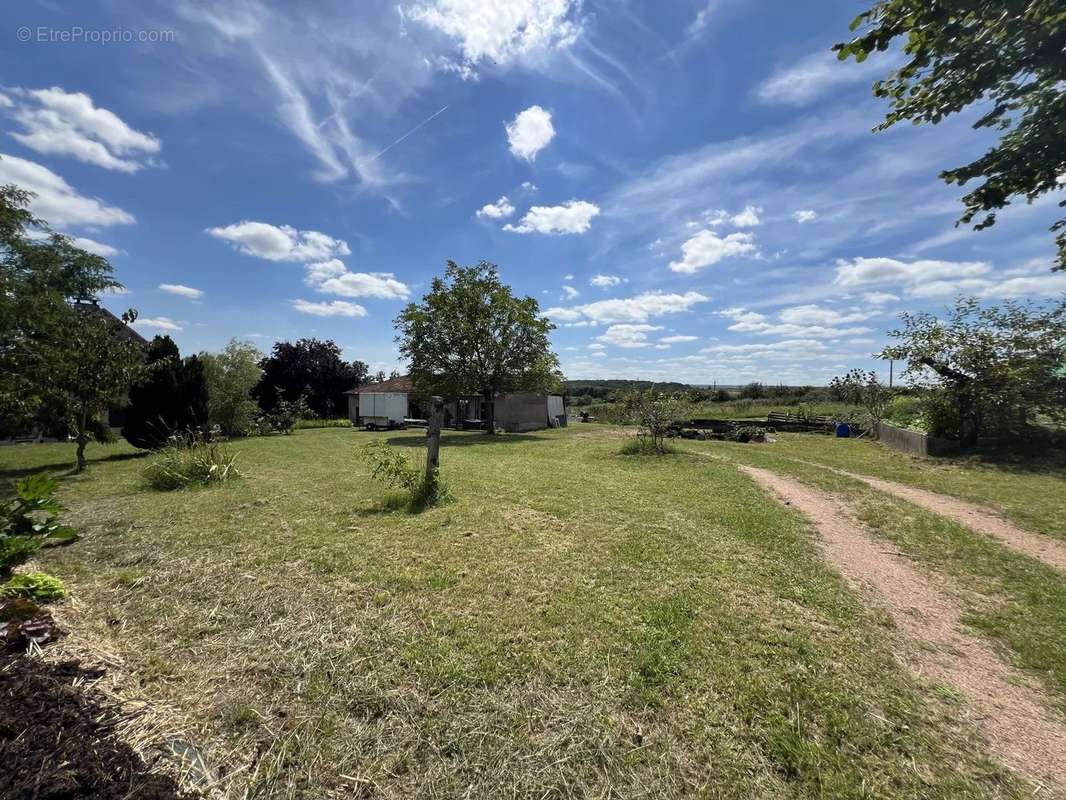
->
[75, 404, 89, 473]
[482, 391, 495, 435]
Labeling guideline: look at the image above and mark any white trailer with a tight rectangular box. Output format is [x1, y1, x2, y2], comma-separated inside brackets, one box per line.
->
[359, 392, 408, 429]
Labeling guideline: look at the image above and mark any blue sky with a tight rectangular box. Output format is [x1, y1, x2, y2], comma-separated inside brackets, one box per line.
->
[3, 0, 1063, 385]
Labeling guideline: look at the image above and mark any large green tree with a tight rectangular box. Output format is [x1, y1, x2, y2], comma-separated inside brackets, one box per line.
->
[254, 338, 367, 419]
[835, 1, 1066, 269]
[1, 180, 138, 458]
[201, 340, 264, 437]
[123, 335, 210, 449]
[394, 261, 561, 434]
[47, 303, 146, 471]
[882, 297, 1066, 446]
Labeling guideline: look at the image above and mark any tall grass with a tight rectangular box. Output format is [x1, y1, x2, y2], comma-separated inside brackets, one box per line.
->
[143, 440, 240, 490]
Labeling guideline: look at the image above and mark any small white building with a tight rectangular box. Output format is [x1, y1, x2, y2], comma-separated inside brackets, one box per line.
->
[344, 375, 566, 432]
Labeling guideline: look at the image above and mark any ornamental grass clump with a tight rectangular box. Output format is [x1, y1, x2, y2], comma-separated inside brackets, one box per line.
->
[143, 436, 240, 491]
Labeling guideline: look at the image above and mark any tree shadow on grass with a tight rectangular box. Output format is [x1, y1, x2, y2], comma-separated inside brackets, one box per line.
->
[384, 433, 552, 448]
[0, 655, 192, 799]
[0, 451, 149, 486]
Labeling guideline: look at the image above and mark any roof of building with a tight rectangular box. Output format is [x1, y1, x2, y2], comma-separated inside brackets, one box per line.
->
[343, 374, 414, 395]
[72, 300, 149, 345]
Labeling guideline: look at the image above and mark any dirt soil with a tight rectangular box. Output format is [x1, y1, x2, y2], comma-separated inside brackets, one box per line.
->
[0, 655, 193, 800]
[741, 465, 1066, 792]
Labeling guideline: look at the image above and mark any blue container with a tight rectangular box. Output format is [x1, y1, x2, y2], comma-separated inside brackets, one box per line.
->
[835, 422, 851, 438]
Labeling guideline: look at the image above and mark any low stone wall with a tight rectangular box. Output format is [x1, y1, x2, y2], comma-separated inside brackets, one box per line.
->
[874, 421, 959, 457]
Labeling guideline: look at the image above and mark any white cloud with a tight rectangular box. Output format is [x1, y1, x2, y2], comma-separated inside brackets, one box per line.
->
[159, 283, 204, 300]
[72, 236, 121, 257]
[731, 205, 762, 227]
[669, 230, 756, 273]
[505, 105, 556, 161]
[702, 338, 826, 356]
[316, 272, 410, 300]
[719, 306, 874, 339]
[476, 195, 516, 219]
[521, 181, 538, 191]
[862, 291, 899, 305]
[133, 316, 182, 332]
[596, 323, 663, 348]
[834, 256, 995, 298]
[544, 290, 709, 324]
[793, 209, 818, 223]
[504, 199, 600, 234]
[561, 285, 580, 300]
[404, 0, 581, 74]
[206, 221, 351, 262]
[0, 154, 135, 228]
[660, 335, 698, 344]
[302, 259, 410, 300]
[756, 49, 890, 106]
[590, 273, 623, 288]
[291, 299, 367, 317]
[563, 273, 574, 281]
[304, 259, 348, 284]
[3, 87, 161, 172]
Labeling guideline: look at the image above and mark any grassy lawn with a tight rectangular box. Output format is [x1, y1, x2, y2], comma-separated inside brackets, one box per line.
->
[0, 428, 1044, 798]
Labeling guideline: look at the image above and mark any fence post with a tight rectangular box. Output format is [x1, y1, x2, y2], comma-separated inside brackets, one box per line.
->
[426, 395, 443, 482]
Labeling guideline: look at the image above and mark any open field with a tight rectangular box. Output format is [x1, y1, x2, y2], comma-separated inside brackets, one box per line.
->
[3, 427, 1066, 798]
[579, 399, 860, 422]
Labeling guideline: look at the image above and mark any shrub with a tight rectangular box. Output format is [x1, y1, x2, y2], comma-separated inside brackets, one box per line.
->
[256, 394, 309, 435]
[610, 390, 695, 455]
[293, 418, 352, 430]
[360, 440, 451, 511]
[2, 572, 67, 602]
[123, 336, 210, 450]
[1, 474, 77, 579]
[143, 438, 240, 490]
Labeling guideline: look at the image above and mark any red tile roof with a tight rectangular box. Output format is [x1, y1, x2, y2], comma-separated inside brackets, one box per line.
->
[344, 374, 414, 394]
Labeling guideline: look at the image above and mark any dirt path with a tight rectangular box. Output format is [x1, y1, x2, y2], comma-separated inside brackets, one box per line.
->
[784, 457, 1066, 573]
[741, 465, 1066, 791]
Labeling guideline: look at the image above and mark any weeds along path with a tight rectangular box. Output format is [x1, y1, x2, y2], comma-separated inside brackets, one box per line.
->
[740, 464, 1066, 792]
[784, 456, 1066, 573]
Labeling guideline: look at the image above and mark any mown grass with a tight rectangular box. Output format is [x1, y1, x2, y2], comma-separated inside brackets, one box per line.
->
[679, 434, 1066, 711]
[0, 428, 1037, 798]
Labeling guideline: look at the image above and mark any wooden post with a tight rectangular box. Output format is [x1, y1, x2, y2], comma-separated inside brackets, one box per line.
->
[426, 395, 444, 481]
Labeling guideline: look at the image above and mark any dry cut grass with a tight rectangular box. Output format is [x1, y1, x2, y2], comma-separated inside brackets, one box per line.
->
[0, 427, 1041, 799]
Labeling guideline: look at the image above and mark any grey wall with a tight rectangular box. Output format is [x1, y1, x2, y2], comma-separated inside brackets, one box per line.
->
[875, 421, 958, 457]
[495, 392, 548, 432]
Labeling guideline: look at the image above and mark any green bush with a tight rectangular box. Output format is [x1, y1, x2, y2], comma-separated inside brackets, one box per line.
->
[1, 473, 77, 579]
[2, 572, 67, 602]
[293, 418, 352, 430]
[143, 439, 240, 490]
[360, 440, 451, 511]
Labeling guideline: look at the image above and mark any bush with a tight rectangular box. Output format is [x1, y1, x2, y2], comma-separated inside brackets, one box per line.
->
[255, 395, 309, 435]
[123, 336, 210, 450]
[610, 390, 694, 454]
[143, 438, 240, 490]
[1, 474, 77, 579]
[293, 418, 352, 430]
[2, 572, 67, 602]
[360, 440, 451, 511]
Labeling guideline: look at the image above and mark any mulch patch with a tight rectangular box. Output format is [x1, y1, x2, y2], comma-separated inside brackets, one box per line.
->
[0, 655, 193, 799]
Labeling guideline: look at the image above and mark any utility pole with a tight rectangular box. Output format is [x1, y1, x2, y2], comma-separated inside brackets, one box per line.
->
[889, 359, 894, 388]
